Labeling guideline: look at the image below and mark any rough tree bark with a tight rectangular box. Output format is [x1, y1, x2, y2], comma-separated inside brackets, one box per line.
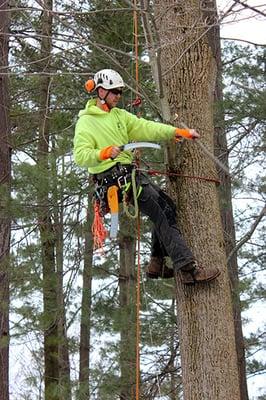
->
[118, 216, 137, 400]
[36, 1, 60, 399]
[79, 195, 93, 399]
[0, 1, 11, 399]
[51, 149, 71, 400]
[152, 1, 241, 399]
[212, 19, 249, 400]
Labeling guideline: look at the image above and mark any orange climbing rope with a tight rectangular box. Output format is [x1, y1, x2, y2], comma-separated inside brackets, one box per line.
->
[133, 3, 139, 94]
[133, 2, 141, 399]
[91, 202, 108, 250]
[135, 213, 141, 400]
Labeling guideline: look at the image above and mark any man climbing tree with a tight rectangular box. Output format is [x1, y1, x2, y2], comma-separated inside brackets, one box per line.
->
[73, 68, 220, 285]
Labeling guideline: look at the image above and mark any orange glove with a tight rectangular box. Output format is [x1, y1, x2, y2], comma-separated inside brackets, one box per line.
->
[99, 146, 114, 160]
[175, 128, 200, 141]
[99, 146, 121, 160]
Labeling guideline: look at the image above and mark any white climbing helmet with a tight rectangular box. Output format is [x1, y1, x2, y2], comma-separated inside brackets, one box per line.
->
[94, 69, 125, 90]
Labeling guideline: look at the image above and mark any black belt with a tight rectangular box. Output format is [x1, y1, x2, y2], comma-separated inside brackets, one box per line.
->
[92, 163, 134, 184]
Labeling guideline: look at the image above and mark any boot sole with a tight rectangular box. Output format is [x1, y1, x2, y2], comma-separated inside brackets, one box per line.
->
[182, 269, 221, 285]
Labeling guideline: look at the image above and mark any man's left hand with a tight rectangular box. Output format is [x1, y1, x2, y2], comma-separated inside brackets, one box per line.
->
[175, 128, 200, 141]
[188, 129, 200, 139]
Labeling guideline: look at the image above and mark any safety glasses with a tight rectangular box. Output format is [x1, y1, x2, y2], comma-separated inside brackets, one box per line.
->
[109, 88, 123, 95]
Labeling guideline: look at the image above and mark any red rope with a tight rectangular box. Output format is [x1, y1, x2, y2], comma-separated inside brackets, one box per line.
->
[138, 168, 221, 185]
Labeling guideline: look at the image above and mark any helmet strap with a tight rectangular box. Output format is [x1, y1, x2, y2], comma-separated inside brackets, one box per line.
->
[97, 89, 110, 112]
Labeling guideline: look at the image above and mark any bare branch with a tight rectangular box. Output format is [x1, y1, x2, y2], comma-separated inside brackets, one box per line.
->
[228, 121, 258, 154]
[232, 0, 266, 18]
[227, 205, 266, 263]
[221, 37, 266, 46]
[3, 5, 141, 15]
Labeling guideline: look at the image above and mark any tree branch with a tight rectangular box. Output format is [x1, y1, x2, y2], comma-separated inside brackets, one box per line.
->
[233, 0, 266, 18]
[227, 204, 266, 263]
[221, 37, 266, 47]
[227, 121, 258, 154]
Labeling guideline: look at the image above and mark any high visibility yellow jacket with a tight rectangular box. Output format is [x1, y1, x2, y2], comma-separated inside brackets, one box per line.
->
[73, 98, 175, 174]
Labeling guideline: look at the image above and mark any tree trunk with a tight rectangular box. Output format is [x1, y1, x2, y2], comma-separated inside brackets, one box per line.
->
[153, 1, 241, 399]
[37, 1, 60, 399]
[0, 2, 11, 399]
[118, 216, 137, 400]
[213, 20, 249, 400]
[79, 195, 93, 399]
[52, 150, 71, 400]
[169, 298, 181, 400]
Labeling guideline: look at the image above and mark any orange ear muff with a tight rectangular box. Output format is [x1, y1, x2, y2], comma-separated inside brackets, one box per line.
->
[85, 79, 96, 93]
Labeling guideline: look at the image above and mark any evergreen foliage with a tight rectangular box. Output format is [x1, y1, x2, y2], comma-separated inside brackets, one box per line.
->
[222, 43, 266, 394]
[4, 1, 265, 399]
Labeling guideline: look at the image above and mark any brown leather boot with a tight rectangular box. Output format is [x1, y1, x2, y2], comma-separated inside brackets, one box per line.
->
[145, 256, 174, 279]
[180, 262, 220, 285]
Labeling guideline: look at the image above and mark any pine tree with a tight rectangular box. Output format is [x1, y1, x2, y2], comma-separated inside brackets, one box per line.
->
[7, 1, 265, 398]
[78, 192, 93, 400]
[222, 43, 266, 389]
[213, 28, 249, 400]
[0, 2, 11, 399]
[36, 2, 61, 398]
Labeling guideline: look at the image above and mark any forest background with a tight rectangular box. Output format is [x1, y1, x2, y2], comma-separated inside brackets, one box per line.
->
[0, 0, 265, 399]
[219, 2, 265, 398]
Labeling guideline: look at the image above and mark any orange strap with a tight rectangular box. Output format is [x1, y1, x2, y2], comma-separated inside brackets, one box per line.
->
[101, 103, 110, 113]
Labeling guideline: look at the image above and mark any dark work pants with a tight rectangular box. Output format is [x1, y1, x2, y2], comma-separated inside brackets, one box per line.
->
[136, 175, 194, 270]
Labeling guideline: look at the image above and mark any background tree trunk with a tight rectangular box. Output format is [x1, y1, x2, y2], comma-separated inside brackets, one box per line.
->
[79, 195, 93, 399]
[213, 22, 249, 400]
[118, 216, 137, 399]
[37, 1, 60, 399]
[0, 1, 11, 399]
[153, 0, 241, 398]
[169, 299, 181, 400]
[52, 150, 71, 400]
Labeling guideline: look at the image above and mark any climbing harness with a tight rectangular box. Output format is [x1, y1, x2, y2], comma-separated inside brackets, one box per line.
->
[92, 142, 161, 245]
[91, 162, 140, 246]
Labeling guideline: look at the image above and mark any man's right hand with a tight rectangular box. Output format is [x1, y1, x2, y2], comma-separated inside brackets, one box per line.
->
[99, 145, 121, 160]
